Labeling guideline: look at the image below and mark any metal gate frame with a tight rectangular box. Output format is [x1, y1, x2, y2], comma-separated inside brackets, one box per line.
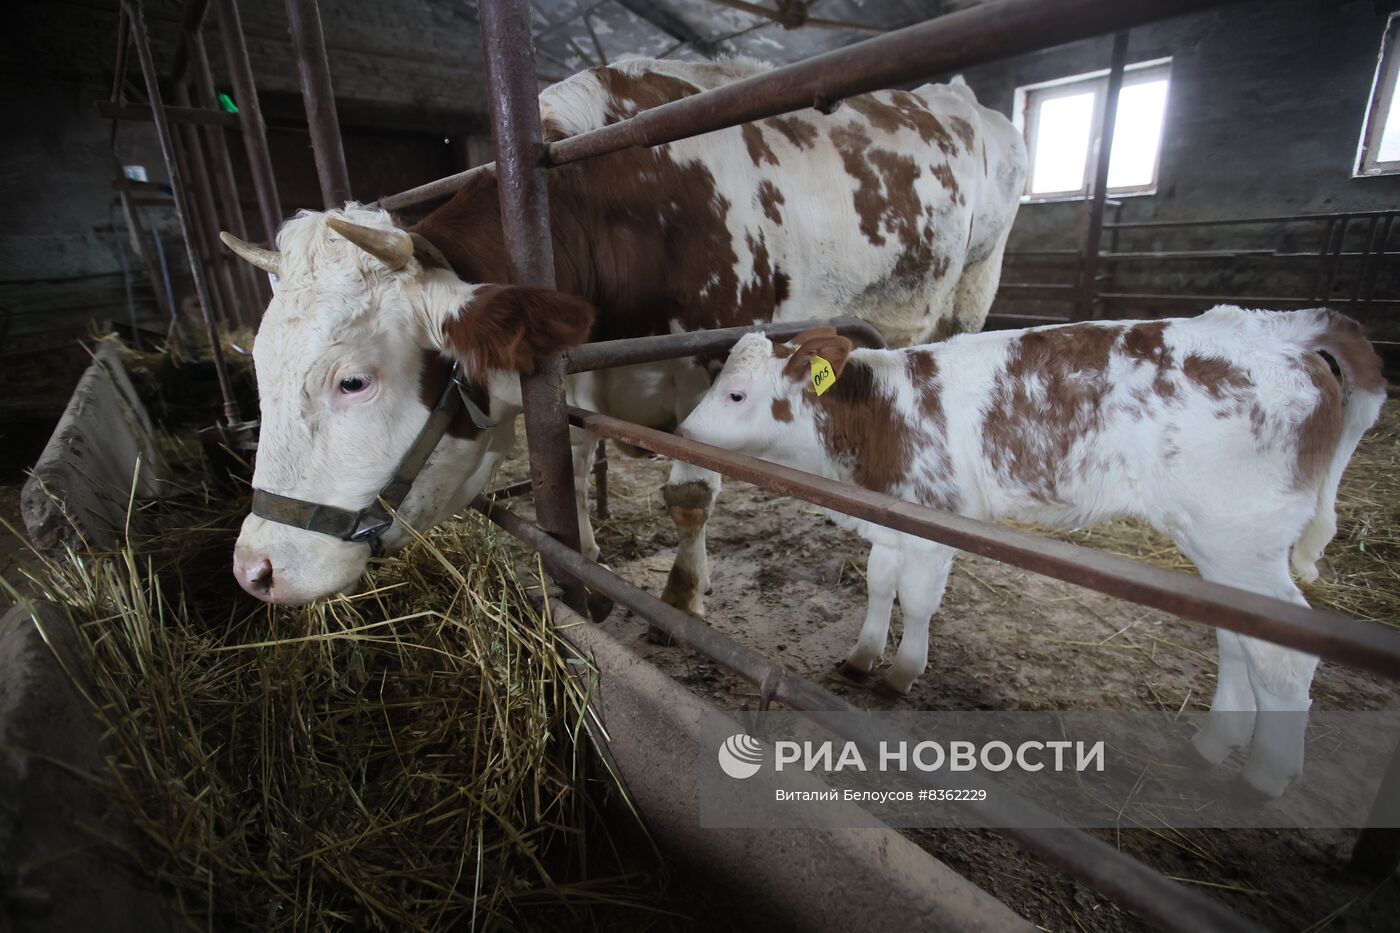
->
[269, 0, 1400, 928]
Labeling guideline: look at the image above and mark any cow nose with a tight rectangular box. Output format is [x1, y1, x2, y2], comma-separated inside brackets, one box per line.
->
[235, 555, 275, 599]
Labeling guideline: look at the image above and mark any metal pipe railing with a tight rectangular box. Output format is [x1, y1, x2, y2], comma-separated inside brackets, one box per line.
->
[1105, 209, 1400, 229]
[564, 317, 887, 373]
[125, 0, 241, 426]
[375, 0, 1241, 211]
[478, 0, 586, 613]
[214, 0, 283, 245]
[566, 405, 1400, 680]
[285, 0, 353, 208]
[474, 497, 1260, 933]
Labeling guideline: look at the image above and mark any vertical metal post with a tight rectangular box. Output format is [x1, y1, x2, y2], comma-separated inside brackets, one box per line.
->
[477, 0, 586, 610]
[213, 0, 284, 245]
[192, 31, 267, 318]
[118, 189, 177, 328]
[126, 0, 241, 426]
[1362, 213, 1394, 305]
[1076, 31, 1129, 322]
[1312, 217, 1337, 303]
[285, 0, 353, 208]
[1319, 216, 1349, 305]
[1351, 216, 1379, 305]
[174, 79, 238, 328]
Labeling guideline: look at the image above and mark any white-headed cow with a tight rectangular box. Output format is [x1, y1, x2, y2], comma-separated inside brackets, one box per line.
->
[223, 57, 1027, 610]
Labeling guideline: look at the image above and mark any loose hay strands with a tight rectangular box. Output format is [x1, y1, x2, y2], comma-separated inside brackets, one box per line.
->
[12, 486, 647, 932]
[1019, 400, 1400, 631]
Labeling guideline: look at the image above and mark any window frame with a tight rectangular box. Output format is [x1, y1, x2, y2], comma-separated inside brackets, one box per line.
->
[1355, 11, 1400, 178]
[1014, 58, 1173, 202]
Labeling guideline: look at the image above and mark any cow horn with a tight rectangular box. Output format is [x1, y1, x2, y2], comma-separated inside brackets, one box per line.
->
[219, 232, 280, 274]
[325, 216, 414, 269]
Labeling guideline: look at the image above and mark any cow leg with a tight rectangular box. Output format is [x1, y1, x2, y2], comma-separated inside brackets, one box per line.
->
[881, 544, 954, 696]
[839, 542, 899, 678]
[654, 461, 720, 642]
[569, 427, 600, 562]
[1191, 629, 1257, 766]
[951, 224, 1012, 334]
[1182, 536, 1318, 798]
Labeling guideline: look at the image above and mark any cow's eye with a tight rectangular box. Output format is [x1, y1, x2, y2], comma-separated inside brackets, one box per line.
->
[728, 391, 746, 404]
[338, 375, 373, 395]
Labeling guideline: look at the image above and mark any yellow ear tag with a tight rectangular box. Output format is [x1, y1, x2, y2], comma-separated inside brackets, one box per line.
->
[810, 355, 836, 396]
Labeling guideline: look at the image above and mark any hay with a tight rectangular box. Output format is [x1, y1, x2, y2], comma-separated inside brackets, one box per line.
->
[11, 480, 645, 932]
[1020, 400, 1400, 629]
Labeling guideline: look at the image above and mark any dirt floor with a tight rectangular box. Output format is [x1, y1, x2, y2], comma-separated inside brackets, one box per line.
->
[494, 403, 1400, 933]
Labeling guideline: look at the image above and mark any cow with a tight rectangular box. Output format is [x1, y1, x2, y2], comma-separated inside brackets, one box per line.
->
[222, 56, 1027, 615]
[673, 307, 1386, 798]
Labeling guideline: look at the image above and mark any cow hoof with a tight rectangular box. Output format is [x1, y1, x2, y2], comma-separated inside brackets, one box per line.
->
[1174, 738, 1220, 772]
[1227, 775, 1283, 805]
[645, 625, 676, 647]
[834, 659, 873, 683]
[1189, 730, 1239, 767]
[585, 589, 615, 623]
[874, 675, 914, 698]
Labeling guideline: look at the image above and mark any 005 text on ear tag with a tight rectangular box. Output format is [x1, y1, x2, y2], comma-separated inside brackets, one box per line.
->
[811, 355, 836, 396]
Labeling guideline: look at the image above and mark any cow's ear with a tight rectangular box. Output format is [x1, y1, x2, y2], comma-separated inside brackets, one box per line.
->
[444, 285, 595, 375]
[782, 335, 853, 384]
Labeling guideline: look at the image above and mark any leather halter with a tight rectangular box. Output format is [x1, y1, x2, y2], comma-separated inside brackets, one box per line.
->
[250, 362, 496, 556]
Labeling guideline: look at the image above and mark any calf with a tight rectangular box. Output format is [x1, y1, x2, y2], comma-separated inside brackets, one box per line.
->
[677, 306, 1385, 797]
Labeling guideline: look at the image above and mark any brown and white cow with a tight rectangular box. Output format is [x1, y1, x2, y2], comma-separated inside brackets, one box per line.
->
[676, 307, 1386, 797]
[222, 56, 1026, 608]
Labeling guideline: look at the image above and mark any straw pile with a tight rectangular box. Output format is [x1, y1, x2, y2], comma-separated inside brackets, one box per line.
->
[1029, 400, 1400, 628]
[14, 472, 644, 931]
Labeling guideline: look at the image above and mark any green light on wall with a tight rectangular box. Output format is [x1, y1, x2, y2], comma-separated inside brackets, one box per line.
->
[218, 93, 239, 114]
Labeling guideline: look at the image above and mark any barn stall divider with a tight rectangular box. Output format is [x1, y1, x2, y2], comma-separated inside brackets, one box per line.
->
[82, 0, 1400, 929]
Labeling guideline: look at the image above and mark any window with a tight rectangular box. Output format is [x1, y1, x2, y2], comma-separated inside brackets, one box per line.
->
[1015, 59, 1172, 200]
[1356, 12, 1400, 177]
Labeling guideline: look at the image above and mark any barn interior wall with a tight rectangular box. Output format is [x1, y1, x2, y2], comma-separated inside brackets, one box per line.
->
[956, 0, 1400, 319]
[0, 0, 492, 355]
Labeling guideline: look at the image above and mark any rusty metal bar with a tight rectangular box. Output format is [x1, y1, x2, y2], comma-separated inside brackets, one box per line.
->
[1319, 216, 1349, 303]
[1362, 214, 1394, 304]
[567, 407, 1400, 680]
[478, 0, 586, 611]
[95, 100, 241, 127]
[168, 0, 211, 84]
[214, 0, 284, 244]
[1076, 31, 1128, 322]
[564, 316, 887, 373]
[374, 162, 496, 211]
[1353, 217, 1380, 305]
[1108, 209, 1399, 229]
[473, 497, 1259, 933]
[125, 0, 240, 425]
[285, 0, 353, 208]
[544, 0, 1234, 167]
[174, 79, 239, 329]
[485, 479, 535, 502]
[111, 9, 130, 104]
[1095, 292, 1395, 308]
[117, 189, 178, 329]
[377, 0, 1240, 211]
[191, 31, 266, 321]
